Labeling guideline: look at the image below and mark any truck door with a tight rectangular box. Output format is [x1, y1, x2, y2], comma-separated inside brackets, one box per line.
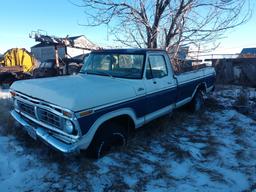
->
[144, 53, 177, 118]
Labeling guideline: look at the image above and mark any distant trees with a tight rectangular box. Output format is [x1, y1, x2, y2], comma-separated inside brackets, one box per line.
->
[77, 0, 251, 55]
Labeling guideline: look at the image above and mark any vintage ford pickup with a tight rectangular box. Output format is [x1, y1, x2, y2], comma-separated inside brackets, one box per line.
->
[10, 49, 215, 157]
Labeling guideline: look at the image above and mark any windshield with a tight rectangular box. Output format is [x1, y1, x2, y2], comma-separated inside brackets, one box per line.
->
[80, 53, 145, 79]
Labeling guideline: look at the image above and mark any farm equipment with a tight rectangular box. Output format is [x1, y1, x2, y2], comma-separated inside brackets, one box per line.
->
[0, 31, 97, 85]
[29, 30, 96, 77]
[32, 55, 89, 78]
[0, 48, 36, 85]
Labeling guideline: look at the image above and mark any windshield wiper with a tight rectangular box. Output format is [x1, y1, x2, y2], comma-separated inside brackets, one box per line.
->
[86, 70, 113, 78]
[79, 70, 86, 74]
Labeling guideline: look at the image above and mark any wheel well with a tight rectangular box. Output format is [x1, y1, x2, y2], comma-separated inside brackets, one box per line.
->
[95, 114, 135, 137]
[197, 83, 207, 93]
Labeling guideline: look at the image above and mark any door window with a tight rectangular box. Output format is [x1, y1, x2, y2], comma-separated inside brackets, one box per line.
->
[147, 55, 168, 79]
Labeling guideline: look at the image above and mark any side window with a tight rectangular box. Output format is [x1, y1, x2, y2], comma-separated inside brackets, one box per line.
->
[147, 55, 168, 79]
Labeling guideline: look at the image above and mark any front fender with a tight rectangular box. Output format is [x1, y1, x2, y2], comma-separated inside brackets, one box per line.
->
[76, 108, 144, 150]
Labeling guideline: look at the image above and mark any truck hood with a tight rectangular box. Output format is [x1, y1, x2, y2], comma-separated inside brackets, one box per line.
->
[11, 74, 137, 111]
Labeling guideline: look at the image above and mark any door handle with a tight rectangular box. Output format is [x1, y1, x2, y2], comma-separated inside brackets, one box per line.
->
[137, 87, 144, 91]
[153, 81, 157, 84]
[168, 82, 172, 84]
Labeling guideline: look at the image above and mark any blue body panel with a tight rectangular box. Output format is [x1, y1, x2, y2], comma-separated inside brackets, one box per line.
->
[176, 75, 215, 102]
[78, 87, 176, 135]
[78, 74, 215, 135]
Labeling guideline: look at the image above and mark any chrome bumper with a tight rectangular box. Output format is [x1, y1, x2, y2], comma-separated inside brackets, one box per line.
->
[10, 110, 80, 154]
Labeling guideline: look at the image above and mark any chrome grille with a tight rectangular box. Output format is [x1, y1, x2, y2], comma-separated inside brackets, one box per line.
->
[13, 94, 80, 143]
[17, 101, 35, 118]
[16, 100, 63, 129]
[37, 108, 62, 128]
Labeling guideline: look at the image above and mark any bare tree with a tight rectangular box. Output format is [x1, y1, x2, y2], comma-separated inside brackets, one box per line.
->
[75, 0, 251, 55]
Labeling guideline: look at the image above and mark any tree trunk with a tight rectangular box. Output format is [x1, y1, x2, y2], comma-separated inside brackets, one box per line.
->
[147, 34, 157, 48]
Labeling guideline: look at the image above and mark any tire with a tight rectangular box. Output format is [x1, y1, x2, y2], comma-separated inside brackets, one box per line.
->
[190, 90, 204, 112]
[87, 122, 128, 158]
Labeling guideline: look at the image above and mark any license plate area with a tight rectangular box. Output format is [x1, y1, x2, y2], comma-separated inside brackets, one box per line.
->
[24, 125, 37, 140]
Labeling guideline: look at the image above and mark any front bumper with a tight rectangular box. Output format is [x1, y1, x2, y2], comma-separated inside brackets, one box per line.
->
[10, 110, 80, 154]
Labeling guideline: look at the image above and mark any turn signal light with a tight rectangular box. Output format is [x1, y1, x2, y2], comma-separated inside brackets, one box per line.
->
[79, 109, 94, 117]
[63, 111, 73, 118]
[10, 91, 16, 97]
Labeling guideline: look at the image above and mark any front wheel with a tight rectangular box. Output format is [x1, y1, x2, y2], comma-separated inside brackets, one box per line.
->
[87, 122, 128, 158]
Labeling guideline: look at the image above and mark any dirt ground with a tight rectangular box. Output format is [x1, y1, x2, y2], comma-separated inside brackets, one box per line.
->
[0, 86, 255, 192]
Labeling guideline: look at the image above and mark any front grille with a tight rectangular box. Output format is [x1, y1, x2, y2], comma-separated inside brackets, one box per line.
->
[17, 101, 36, 118]
[37, 108, 62, 128]
[16, 100, 63, 129]
[14, 96, 79, 143]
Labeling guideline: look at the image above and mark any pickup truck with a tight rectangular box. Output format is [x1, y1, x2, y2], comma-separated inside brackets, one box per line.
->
[10, 49, 215, 158]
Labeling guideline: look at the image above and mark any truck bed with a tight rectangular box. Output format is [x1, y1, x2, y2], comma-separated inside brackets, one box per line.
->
[175, 67, 215, 105]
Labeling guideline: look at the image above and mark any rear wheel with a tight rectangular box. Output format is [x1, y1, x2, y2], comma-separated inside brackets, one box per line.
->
[190, 90, 204, 112]
[87, 122, 128, 158]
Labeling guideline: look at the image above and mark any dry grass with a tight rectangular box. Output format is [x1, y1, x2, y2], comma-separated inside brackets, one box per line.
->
[233, 126, 246, 136]
[0, 99, 18, 136]
[204, 97, 225, 111]
[235, 88, 249, 106]
[195, 166, 226, 183]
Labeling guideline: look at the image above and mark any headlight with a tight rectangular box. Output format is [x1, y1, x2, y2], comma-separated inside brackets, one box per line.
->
[64, 120, 74, 134]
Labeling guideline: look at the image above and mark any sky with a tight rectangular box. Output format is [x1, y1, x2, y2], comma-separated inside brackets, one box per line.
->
[0, 0, 256, 56]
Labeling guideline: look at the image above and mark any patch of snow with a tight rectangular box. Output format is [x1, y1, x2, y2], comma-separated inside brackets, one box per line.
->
[0, 86, 255, 191]
[140, 163, 154, 174]
[170, 160, 191, 179]
[0, 88, 10, 99]
[150, 142, 165, 154]
[123, 175, 138, 187]
[146, 179, 168, 192]
[95, 155, 123, 174]
[138, 151, 160, 162]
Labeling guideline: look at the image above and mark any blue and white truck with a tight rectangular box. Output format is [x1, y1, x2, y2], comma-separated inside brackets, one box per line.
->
[10, 49, 215, 158]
